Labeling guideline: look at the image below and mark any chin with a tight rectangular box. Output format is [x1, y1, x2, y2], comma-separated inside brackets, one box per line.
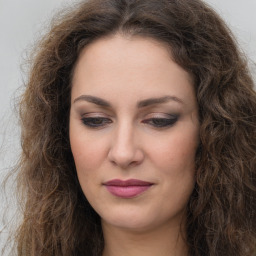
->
[100, 206, 180, 233]
[100, 206, 152, 229]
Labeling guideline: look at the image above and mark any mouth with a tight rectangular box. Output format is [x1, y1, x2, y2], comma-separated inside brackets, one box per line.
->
[103, 179, 153, 198]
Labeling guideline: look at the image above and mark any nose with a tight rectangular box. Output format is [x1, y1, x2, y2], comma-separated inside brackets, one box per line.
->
[107, 123, 144, 169]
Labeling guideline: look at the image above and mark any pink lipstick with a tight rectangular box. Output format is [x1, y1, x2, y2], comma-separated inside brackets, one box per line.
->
[104, 179, 153, 198]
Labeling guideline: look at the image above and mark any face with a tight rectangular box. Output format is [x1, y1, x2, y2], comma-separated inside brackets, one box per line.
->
[69, 34, 199, 233]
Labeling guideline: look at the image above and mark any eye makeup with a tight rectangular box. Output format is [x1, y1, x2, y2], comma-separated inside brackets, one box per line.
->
[141, 114, 179, 128]
[80, 113, 179, 129]
[81, 116, 112, 128]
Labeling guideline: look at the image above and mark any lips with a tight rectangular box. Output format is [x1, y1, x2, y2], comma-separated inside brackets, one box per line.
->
[104, 179, 153, 198]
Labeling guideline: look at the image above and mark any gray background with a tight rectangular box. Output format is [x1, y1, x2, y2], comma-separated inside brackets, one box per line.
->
[0, 0, 255, 254]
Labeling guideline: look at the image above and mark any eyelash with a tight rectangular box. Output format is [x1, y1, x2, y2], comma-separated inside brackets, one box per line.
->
[142, 116, 178, 128]
[81, 117, 112, 128]
[81, 116, 178, 129]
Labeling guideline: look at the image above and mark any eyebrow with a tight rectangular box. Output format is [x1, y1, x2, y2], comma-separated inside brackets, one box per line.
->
[73, 95, 184, 107]
[137, 95, 184, 108]
[73, 95, 111, 107]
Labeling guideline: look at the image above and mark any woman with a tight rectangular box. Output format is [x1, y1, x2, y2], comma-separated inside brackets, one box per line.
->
[16, 0, 256, 255]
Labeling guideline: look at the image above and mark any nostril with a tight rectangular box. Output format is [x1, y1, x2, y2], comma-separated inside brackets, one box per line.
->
[108, 146, 144, 169]
[107, 126, 144, 168]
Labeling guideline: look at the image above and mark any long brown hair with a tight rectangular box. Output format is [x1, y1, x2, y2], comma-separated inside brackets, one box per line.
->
[16, 0, 256, 255]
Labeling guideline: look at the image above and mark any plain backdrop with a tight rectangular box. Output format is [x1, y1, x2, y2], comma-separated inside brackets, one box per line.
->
[0, 0, 255, 254]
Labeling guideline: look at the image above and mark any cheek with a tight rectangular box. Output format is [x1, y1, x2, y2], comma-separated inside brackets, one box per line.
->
[150, 128, 198, 177]
[69, 122, 106, 175]
[72, 142, 98, 169]
[69, 131, 106, 201]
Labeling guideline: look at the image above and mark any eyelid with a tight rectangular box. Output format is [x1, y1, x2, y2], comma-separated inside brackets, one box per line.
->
[81, 112, 111, 117]
[141, 113, 179, 128]
[143, 112, 178, 119]
[81, 116, 112, 128]
[79, 112, 179, 129]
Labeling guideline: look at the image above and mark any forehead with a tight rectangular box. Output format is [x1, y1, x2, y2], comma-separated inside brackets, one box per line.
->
[76, 34, 172, 66]
[71, 34, 195, 108]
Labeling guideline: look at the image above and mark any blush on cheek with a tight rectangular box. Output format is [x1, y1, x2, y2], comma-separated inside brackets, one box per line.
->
[70, 132, 99, 164]
[153, 141, 197, 178]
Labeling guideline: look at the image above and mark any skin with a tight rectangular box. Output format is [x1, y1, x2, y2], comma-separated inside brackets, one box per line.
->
[69, 34, 199, 256]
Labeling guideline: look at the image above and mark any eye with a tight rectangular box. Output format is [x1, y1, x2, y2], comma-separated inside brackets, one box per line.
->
[81, 117, 112, 128]
[142, 116, 178, 128]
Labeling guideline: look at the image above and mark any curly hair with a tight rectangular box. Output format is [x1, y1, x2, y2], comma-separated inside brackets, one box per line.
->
[16, 0, 256, 255]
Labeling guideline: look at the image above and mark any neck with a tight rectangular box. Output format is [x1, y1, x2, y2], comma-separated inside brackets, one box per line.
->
[102, 221, 188, 256]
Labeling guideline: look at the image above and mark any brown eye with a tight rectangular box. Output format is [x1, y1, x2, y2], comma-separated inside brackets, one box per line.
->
[81, 117, 112, 128]
[142, 116, 178, 128]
